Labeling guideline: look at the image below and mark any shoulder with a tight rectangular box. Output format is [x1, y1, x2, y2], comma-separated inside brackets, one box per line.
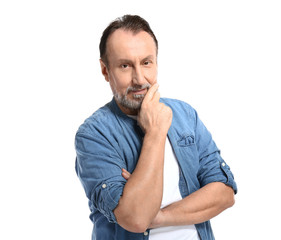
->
[76, 102, 115, 137]
[160, 97, 199, 132]
[160, 97, 196, 117]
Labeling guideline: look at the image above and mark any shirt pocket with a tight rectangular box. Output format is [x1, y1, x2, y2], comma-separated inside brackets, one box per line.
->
[176, 134, 199, 164]
[175, 134, 200, 191]
[177, 134, 195, 147]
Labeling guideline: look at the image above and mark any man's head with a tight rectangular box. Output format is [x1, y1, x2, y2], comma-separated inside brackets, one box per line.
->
[99, 15, 158, 67]
[99, 15, 158, 115]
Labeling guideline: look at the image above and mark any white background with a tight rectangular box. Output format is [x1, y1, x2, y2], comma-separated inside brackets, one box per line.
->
[1, 0, 280, 239]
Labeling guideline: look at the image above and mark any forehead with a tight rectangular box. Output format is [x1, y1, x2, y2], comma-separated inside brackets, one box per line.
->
[106, 29, 157, 61]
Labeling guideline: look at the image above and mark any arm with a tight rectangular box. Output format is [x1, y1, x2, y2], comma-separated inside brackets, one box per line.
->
[122, 169, 234, 228]
[150, 182, 234, 228]
[150, 106, 236, 228]
[113, 84, 173, 233]
[122, 103, 236, 228]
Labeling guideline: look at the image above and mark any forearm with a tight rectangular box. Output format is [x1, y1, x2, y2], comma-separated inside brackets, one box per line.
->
[152, 182, 235, 228]
[114, 131, 166, 232]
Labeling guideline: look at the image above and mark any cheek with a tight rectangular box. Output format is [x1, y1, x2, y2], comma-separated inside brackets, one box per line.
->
[145, 68, 158, 84]
[109, 71, 131, 92]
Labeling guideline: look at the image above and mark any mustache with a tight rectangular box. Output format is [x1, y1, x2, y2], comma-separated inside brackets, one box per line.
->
[126, 83, 151, 94]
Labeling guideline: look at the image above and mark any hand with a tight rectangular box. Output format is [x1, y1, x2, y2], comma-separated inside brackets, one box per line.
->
[121, 168, 165, 229]
[137, 83, 172, 135]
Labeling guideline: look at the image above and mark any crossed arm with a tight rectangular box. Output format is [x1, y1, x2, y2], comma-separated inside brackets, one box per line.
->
[113, 84, 235, 232]
[122, 169, 235, 229]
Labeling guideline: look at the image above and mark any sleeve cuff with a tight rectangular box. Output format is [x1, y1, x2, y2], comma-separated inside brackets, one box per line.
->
[92, 179, 125, 223]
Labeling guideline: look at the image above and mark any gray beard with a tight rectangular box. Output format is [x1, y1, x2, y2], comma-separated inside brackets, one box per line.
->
[114, 83, 151, 111]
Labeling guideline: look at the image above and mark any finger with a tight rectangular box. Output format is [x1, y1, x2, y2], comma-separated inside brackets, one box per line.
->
[122, 171, 131, 180]
[121, 168, 131, 180]
[122, 168, 130, 174]
[142, 83, 159, 103]
[152, 90, 160, 102]
[122, 168, 131, 176]
[122, 171, 130, 180]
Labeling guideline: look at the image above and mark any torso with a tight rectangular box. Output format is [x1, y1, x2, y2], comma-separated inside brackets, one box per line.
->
[149, 137, 200, 240]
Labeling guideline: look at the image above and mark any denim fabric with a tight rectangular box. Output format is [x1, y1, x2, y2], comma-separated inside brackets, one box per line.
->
[75, 97, 237, 240]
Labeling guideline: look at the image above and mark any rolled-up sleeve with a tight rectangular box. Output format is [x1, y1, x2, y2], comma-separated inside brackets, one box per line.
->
[75, 132, 127, 223]
[194, 110, 238, 194]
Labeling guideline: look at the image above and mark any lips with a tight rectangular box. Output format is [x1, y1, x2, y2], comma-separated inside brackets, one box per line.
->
[131, 88, 147, 95]
[126, 84, 151, 97]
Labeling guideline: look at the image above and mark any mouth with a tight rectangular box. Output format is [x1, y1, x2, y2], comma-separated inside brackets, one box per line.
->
[131, 88, 147, 95]
[127, 84, 151, 98]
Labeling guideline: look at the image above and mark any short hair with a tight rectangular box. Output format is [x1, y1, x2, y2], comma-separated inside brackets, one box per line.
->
[99, 15, 158, 67]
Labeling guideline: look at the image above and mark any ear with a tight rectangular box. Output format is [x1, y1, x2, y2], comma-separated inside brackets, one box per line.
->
[99, 59, 110, 82]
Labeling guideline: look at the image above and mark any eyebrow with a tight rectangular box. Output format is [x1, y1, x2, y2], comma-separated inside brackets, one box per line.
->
[142, 55, 154, 61]
[117, 55, 155, 64]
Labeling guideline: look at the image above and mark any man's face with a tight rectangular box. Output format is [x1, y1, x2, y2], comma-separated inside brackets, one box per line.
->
[100, 29, 158, 115]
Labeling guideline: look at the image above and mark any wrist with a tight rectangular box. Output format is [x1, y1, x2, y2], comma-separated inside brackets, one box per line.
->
[144, 130, 167, 146]
[145, 127, 168, 138]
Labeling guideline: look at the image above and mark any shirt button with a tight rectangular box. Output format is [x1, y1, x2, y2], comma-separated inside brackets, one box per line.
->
[102, 184, 107, 189]
[222, 162, 226, 167]
[144, 231, 148, 236]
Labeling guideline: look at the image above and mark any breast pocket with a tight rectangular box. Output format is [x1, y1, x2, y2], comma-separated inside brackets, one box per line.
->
[175, 134, 201, 193]
[177, 135, 199, 168]
[177, 134, 195, 147]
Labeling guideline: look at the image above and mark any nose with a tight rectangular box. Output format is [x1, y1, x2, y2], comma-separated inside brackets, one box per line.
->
[132, 66, 146, 85]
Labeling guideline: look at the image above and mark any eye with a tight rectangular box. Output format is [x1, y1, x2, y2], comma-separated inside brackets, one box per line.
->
[143, 60, 152, 66]
[121, 64, 129, 69]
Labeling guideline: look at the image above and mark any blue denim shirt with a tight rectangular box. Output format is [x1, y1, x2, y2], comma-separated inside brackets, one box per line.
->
[75, 98, 237, 240]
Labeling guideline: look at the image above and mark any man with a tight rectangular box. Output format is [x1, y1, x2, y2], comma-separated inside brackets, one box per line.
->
[75, 15, 237, 240]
